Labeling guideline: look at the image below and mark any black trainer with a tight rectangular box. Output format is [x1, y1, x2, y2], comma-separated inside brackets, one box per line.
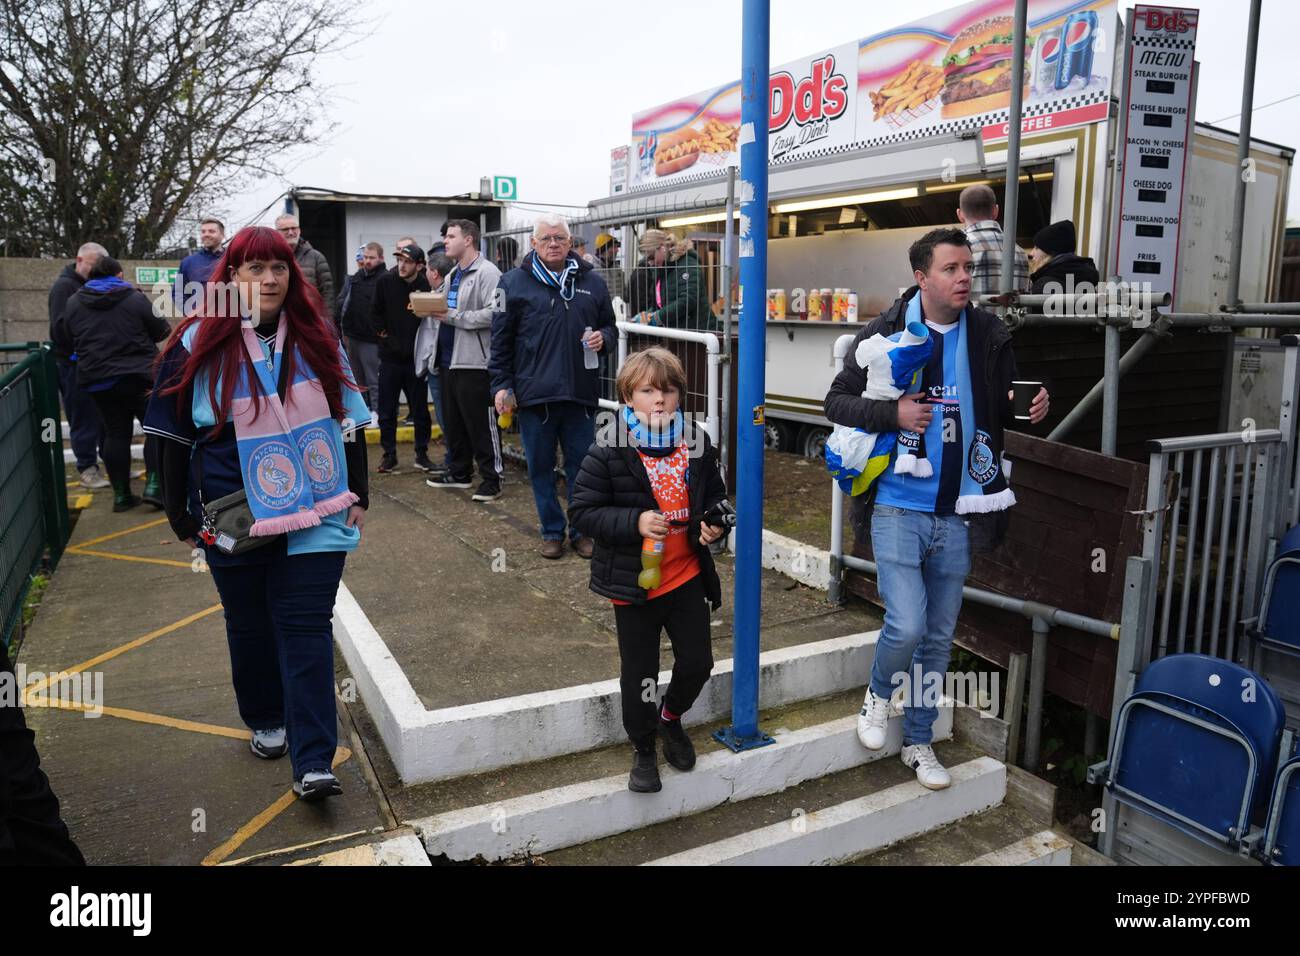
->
[377, 454, 398, 474]
[293, 769, 343, 802]
[426, 473, 472, 489]
[659, 717, 696, 771]
[628, 748, 662, 793]
[471, 479, 502, 502]
[412, 453, 437, 472]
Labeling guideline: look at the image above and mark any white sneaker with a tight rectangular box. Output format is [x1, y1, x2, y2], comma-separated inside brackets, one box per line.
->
[79, 466, 110, 489]
[369, 410, 379, 428]
[900, 744, 951, 790]
[250, 726, 287, 759]
[856, 688, 891, 750]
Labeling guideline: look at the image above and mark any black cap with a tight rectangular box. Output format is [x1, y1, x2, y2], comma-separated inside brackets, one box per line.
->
[396, 243, 426, 264]
[1033, 220, 1077, 257]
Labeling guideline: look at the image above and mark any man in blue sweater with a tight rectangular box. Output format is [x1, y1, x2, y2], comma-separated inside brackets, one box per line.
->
[175, 216, 225, 313]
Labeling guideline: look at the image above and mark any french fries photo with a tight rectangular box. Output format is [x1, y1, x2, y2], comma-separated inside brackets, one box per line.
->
[869, 60, 944, 120]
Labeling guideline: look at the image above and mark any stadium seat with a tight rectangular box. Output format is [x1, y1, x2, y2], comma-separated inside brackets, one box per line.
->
[1263, 755, 1300, 866]
[1108, 654, 1286, 851]
[1250, 524, 1300, 727]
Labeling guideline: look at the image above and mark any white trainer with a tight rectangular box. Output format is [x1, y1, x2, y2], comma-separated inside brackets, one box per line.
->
[79, 466, 110, 489]
[900, 743, 951, 790]
[856, 688, 891, 750]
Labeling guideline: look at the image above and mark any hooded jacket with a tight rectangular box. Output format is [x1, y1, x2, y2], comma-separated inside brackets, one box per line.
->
[652, 248, 715, 331]
[823, 285, 1018, 552]
[489, 252, 616, 409]
[52, 279, 171, 386]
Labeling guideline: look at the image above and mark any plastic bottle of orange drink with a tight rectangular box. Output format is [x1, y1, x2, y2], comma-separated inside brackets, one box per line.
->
[639, 537, 665, 589]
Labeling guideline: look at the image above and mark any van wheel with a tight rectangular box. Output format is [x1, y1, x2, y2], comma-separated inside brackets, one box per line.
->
[799, 425, 831, 459]
[764, 421, 793, 453]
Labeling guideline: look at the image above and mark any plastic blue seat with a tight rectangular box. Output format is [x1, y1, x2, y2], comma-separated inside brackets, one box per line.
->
[1264, 756, 1300, 866]
[1111, 654, 1286, 847]
[1256, 525, 1300, 652]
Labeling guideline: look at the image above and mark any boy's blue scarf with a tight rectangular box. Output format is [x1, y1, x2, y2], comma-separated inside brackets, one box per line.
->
[622, 404, 683, 449]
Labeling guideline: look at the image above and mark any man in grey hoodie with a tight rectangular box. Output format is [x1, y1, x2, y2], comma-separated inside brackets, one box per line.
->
[419, 219, 504, 501]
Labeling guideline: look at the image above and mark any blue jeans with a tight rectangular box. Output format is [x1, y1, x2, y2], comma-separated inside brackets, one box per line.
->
[869, 504, 971, 746]
[57, 361, 104, 472]
[517, 401, 595, 541]
[427, 369, 450, 468]
[207, 547, 346, 779]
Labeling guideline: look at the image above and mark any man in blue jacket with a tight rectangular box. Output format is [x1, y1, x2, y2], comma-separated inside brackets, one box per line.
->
[174, 216, 225, 313]
[490, 215, 616, 559]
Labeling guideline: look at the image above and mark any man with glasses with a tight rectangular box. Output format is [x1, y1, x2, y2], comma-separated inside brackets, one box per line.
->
[275, 213, 336, 330]
[490, 214, 616, 559]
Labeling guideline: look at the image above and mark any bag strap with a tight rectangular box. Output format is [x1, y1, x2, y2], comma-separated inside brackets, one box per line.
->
[195, 343, 292, 501]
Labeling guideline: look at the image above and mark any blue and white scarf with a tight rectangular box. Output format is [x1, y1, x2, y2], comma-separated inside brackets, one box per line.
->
[622, 404, 684, 449]
[530, 252, 579, 301]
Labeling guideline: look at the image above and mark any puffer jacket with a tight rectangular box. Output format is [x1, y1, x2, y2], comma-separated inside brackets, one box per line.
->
[294, 238, 335, 320]
[652, 248, 715, 331]
[569, 420, 728, 608]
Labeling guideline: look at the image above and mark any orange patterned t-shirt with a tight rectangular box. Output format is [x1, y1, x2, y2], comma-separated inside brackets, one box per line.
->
[612, 443, 701, 604]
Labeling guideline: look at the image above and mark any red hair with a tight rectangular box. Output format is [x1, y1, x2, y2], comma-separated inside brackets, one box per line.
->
[157, 226, 354, 428]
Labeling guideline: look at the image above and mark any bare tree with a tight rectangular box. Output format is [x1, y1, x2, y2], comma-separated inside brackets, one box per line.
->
[0, 0, 361, 257]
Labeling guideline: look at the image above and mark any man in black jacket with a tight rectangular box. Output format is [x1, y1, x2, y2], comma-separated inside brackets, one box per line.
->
[1028, 219, 1100, 295]
[371, 243, 433, 473]
[490, 215, 617, 558]
[48, 242, 109, 488]
[824, 228, 1049, 792]
[341, 242, 386, 414]
[52, 257, 170, 511]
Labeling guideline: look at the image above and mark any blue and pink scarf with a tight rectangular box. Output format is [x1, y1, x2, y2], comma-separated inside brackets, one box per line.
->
[232, 316, 357, 535]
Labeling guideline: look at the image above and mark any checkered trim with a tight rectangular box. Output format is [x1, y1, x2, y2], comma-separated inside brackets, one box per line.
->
[1132, 34, 1196, 49]
[626, 88, 1110, 187]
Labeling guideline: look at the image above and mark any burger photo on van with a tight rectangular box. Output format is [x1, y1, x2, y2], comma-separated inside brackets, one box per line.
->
[940, 16, 1032, 118]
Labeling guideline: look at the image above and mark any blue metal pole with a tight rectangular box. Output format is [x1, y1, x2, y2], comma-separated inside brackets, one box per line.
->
[714, 0, 773, 753]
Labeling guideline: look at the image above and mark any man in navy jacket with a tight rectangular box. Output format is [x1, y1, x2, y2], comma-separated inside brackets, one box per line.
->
[490, 215, 616, 559]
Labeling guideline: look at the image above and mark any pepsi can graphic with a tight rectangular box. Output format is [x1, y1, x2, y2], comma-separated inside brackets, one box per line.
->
[1055, 10, 1098, 89]
[1033, 25, 1063, 98]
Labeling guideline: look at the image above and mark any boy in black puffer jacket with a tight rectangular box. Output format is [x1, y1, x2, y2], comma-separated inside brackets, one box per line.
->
[569, 348, 730, 794]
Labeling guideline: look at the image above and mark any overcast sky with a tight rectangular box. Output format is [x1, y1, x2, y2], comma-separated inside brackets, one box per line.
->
[222, 0, 1300, 232]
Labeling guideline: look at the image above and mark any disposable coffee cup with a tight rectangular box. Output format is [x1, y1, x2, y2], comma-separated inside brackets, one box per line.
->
[1013, 380, 1042, 421]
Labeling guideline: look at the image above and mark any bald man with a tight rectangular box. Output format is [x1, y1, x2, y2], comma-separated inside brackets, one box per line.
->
[49, 242, 109, 488]
[275, 213, 335, 329]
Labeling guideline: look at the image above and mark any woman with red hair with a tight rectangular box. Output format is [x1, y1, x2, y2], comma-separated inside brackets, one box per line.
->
[144, 226, 370, 801]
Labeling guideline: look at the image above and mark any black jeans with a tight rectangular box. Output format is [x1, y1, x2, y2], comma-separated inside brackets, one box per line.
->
[207, 546, 347, 780]
[89, 374, 159, 488]
[0, 656, 86, 865]
[613, 575, 714, 750]
[442, 367, 502, 483]
[377, 360, 430, 457]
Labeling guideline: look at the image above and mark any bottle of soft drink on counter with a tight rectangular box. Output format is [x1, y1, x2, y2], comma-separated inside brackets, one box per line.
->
[639, 536, 664, 590]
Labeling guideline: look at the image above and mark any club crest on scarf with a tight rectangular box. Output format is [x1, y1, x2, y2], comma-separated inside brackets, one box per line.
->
[968, 429, 999, 486]
[250, 441, 303, 509]
[299, 426, 339, 492]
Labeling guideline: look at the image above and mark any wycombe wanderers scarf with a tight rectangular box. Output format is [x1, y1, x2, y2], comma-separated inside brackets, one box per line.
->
[232, 316, 357, 535]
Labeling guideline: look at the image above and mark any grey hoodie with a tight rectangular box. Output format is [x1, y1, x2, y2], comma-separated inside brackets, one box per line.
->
[414, 254, 502, 376]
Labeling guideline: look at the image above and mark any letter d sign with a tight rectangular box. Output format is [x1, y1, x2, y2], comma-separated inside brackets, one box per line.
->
[493, 176, 517, 200]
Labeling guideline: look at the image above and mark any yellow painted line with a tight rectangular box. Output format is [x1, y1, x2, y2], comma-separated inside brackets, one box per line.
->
[219, 829, 371, 867]
[64, 546, 194, 569]
[203, 747, 353, 866]
[72, 494, 94, 510]
[66, 480, 82, 488]
[73, 516, 171, 549]
[24, 695, 248, 739]
[22, 603, 223, 698]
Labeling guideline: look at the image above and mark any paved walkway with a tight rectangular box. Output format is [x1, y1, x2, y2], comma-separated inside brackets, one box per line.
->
[14, 446, 877, 864]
